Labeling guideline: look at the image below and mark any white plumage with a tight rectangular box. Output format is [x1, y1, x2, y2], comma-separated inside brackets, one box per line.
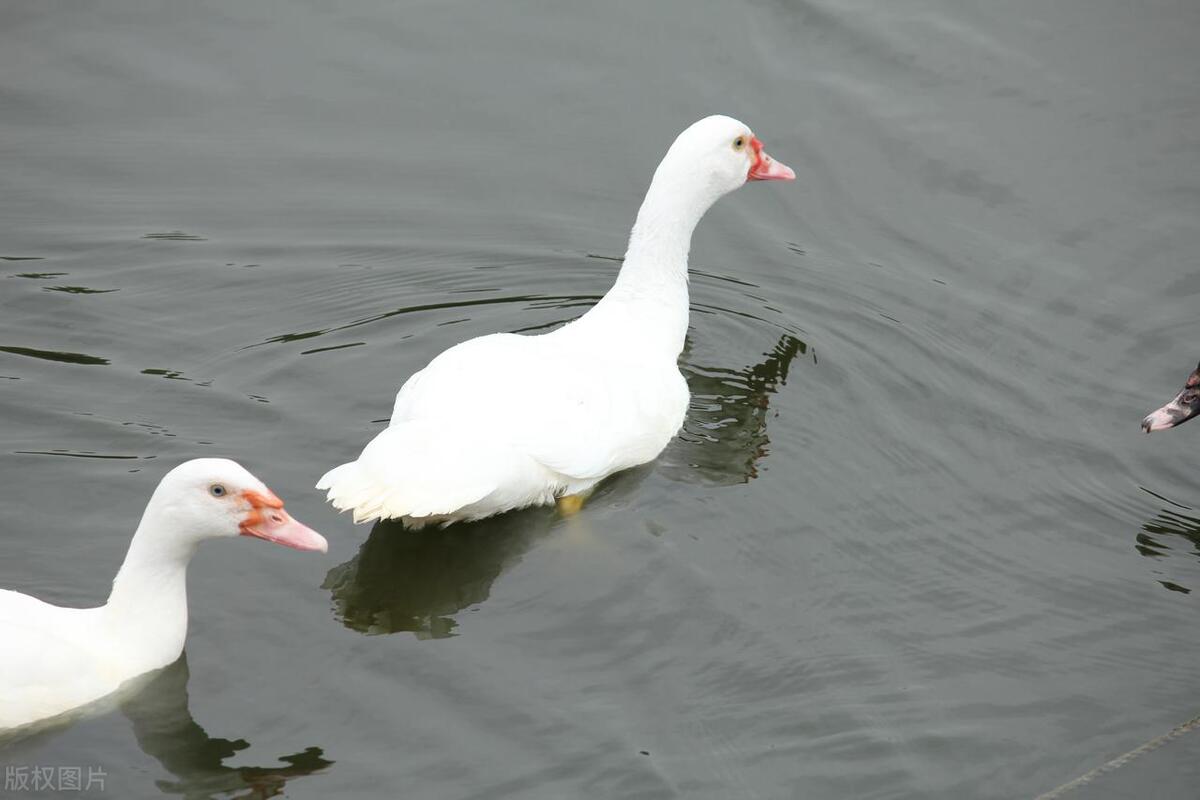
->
[318, 115, 795, 527]
[0, 459, 326, 731]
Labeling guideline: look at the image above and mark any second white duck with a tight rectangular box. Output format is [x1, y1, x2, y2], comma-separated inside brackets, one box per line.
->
[0, 459, 326, 731]
[319, 115, 795, 526]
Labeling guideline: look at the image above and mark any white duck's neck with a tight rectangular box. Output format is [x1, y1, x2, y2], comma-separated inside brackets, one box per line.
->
[103, 504, 196, 668]
[620, 179, 711, 286]
[584, 166, 726, 356]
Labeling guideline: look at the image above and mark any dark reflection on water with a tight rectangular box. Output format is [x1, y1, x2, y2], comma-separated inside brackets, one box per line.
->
[324, 507, 560, 638]
[121, 657, 332, 800]
[0, 345, 109, 366]
[299, 341, 365, 356]
[0, 657, 331, 799]
[141, 368, 191, 381]
[13, 450, 141, 460]
[141, 232, 207, 242]
[42, 286, 118, 295]
[666, 333, 806, 486]
[324, 469, 649, 638]
[1135, 489, 1200, 595]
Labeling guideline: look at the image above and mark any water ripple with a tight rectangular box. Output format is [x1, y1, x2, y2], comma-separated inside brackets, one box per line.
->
[0, 345, 109, 365]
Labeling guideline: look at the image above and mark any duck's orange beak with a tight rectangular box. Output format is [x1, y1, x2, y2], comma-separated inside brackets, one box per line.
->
[748, 136, 796, 182]
[239, 489, 328, 553]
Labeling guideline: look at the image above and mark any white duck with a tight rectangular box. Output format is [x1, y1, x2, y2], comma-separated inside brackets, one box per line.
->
[318, 115, 795, 527]
[0, 458, 326, 731]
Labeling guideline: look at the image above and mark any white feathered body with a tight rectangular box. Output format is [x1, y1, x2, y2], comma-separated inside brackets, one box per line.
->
[318, 114, 787, 526]
[0, 588, 184, 730]
[0, 559, 190, 731]
[318, 289, 692, 526]
[0, 592, 112, 729]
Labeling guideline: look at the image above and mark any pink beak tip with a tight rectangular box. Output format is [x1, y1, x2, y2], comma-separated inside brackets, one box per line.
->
[748, 153, 797, 182]
[241, 508, 329, 554]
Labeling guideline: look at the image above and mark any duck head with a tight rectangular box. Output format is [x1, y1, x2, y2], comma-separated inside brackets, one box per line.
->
[145, 458, 327, 552]
[651, 114, 795, 201]
[1142, 362, 1200, 433]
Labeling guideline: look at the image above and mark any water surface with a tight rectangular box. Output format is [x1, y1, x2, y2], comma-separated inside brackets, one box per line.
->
[3, 1, 1200, 797]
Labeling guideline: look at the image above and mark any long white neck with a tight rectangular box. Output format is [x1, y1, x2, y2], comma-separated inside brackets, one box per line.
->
[103, 502, 196, 669]
[618, 174, 714, 288]
[577, 163, 727, 357]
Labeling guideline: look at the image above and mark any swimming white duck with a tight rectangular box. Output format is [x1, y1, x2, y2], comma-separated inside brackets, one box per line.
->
[0, 458, 326, 731]
[318, 115, 795, 527]
[1143, 361, 1200, 432]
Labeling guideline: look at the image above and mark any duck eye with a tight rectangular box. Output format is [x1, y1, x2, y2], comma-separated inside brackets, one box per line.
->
[209, 484, 227, 498]
[733, 136, 746, 151]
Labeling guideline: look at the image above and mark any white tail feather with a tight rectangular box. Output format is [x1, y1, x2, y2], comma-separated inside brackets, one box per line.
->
[317, 421, 509, 524]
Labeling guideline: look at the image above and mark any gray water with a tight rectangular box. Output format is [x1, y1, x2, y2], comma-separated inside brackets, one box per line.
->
[2, 1, 1199, 798]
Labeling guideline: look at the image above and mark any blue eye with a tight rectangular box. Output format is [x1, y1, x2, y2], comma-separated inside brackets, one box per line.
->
[209, 484, 227, 498]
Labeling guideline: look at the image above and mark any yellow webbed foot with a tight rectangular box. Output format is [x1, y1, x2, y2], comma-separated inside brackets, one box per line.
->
[556, 489, 593, 517]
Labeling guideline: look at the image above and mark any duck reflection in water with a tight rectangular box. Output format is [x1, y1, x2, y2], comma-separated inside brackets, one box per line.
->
[1135, 493, 1200, 595]
[323, 473, 644, 638]
[664, 332, 806, 485]
[1, 656, 332, 799]
[324, 332, 804, 637]
[120, 655, 332, 799]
